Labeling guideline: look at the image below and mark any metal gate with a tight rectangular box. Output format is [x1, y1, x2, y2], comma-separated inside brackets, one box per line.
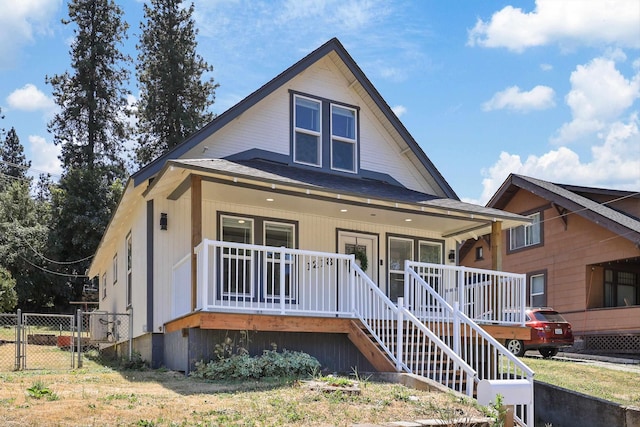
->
[0, 309, 132, 371]
[19, 312, 76, 370]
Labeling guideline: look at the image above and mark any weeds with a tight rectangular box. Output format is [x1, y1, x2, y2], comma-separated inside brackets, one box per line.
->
[26, 380, 58, 401]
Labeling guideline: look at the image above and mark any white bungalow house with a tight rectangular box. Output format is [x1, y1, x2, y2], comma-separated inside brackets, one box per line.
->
[89, 38, 535, 423]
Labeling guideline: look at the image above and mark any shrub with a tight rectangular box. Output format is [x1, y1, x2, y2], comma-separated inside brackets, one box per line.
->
[192, 349, 320, 381]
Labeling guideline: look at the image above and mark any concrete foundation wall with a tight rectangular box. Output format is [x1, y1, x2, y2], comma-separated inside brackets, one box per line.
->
[535, 381, 640, 427]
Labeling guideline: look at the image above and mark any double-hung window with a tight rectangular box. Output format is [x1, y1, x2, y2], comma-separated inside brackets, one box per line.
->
[292, 93, 359, 173]
[509, 212, 541, 251]
[331, 105, 357, 172]
[294, 96, 321, 166]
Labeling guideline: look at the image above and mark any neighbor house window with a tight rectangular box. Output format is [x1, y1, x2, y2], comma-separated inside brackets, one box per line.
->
[509, 212, 541, 251]
[331, 104, 357, 172]
[530, 273, 546, 307]
[604, 269, 639, 307]
[291, 92, 359, 173]
[475, 246, 484, 260]
[294, 95, 321, 166]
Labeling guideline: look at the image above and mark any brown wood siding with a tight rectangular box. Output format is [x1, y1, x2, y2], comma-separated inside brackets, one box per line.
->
[461, 187, 640, 338]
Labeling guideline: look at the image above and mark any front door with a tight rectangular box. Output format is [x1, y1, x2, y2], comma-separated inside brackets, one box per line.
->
[338, 231, 378, 283]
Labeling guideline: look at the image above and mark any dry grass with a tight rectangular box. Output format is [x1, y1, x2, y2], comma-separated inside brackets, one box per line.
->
[0, 365, 489, 427]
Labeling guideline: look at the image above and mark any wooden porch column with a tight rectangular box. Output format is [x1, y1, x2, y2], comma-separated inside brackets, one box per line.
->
[191, 175, 202, 311]
[491, 221, 502, 272]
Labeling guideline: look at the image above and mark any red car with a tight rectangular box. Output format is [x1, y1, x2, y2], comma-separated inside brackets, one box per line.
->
[505, 307, 574, 358]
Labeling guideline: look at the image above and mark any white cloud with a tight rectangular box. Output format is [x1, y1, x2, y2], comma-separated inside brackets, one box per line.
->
[479, 115, 640, 204]
[540, 63, 553, 71]
[467, 0, 640, 52]
[391, 105, 406, 117]
[6, 83, 56, 114]
[552, 56, 640, 143]
[482, 85, 555, 112]
[277, 0, 385, 30]
[0, 0, 61, 69]
[28, 135, 62, 178]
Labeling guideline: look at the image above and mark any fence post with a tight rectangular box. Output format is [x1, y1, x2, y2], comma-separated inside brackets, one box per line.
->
[396, 297, 404, 372]
[77, 309, 83, 368]
[128, 307, 133, 361]
[15, 308, 21, 371]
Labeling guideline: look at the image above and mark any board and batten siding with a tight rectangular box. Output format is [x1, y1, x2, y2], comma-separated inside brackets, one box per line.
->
[152, 194, 193, 333]
[181, 56, 439, 196]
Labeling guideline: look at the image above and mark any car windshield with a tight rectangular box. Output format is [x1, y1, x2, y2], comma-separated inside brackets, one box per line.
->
[532, 311, 567, 322]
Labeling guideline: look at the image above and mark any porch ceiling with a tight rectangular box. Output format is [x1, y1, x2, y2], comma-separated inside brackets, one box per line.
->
[146, 160, 529, 240]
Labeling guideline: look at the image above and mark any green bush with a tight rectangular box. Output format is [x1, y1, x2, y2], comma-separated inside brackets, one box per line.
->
[192, 349, 320, 381]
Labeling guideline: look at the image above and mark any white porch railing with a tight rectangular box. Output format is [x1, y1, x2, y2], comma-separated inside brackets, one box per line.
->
[350, 264, 476, 396]
[405, 266, 535, 427]
[408, 261, 527, 325]
[176, 240, 534, 426]
[194, 239, 354, 316]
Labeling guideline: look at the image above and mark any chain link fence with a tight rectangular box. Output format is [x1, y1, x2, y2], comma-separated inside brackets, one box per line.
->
[0, 313, 17, 371]
[0, 310, 131, 371]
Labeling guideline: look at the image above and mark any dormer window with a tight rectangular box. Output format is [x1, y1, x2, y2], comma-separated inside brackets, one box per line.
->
[331, 105, 357, 172]
[294, 96, 321, 166]
[291, 92, 359, 173]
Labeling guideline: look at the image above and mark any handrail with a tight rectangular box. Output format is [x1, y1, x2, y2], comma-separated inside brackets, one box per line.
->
[406, 266, 534, 426]
[352, 264, 476, 396]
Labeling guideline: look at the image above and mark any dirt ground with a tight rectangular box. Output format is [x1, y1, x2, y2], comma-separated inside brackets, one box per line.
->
[0, 367, 490, 427]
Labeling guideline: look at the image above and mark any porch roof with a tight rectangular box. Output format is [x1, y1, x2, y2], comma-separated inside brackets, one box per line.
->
[148, 158, 531, 239]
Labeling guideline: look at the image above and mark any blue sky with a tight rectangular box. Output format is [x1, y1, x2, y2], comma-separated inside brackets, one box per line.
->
[0, 0, 638, 204]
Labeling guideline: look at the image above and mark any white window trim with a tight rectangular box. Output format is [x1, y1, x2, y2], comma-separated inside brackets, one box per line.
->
[510, 212, 541, 250]
[293, 94, 322, 167]
[330, 103, 358, 173]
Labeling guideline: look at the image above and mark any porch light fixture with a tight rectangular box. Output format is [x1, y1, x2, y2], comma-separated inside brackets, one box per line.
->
[266, 198, 274, 202]
[404, 218, 412, 222]
[160, 213, 168, 230]
[340, 209, 348, 212]
[448, 249, 456, 263]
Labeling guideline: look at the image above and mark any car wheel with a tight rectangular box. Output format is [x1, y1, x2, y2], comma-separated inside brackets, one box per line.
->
[505, 339, 525, 357]
[539, 348, 559, 359]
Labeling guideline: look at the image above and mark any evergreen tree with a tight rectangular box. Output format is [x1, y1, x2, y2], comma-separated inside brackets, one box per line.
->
[47, 0, 131, 177]
[0, 267, 18, 312]
[45, 0, 130, 308]
[135, 0, 218, 166]
[0, 127, 31, 190]
[0, 180, 52, 310]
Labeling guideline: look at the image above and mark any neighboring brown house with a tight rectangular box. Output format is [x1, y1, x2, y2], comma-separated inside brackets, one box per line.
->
[459, 174, 640, 354]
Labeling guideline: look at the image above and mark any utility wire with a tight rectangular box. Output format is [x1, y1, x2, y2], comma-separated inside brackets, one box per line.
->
[18, 254, 89, 278]
[21, 237, 94, 265]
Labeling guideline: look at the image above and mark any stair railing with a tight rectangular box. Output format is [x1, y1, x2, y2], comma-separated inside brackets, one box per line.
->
[405, 265, 535, 426]
[350, 262, 477, 396]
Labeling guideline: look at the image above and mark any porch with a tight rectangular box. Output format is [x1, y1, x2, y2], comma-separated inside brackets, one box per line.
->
[169, 240, 535, 426]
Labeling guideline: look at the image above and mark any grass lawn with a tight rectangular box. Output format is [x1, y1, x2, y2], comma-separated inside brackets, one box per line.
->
[0, 364, 492, 427]
[522, 356, 640, 407]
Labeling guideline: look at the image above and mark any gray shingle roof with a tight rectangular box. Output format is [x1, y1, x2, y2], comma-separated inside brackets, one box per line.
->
[170, 158, 527, 221]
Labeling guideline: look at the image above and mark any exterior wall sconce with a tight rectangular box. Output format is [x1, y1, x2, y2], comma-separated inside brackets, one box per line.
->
[160, 213, 168, 230]
[448, 249, 456, 263]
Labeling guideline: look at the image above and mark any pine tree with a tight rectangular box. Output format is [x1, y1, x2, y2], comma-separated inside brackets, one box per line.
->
[135, 0, 218, 166]
[47, 0, 131, 177]
[0, 127, 31, 190]
[45, 0, 131, 307]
